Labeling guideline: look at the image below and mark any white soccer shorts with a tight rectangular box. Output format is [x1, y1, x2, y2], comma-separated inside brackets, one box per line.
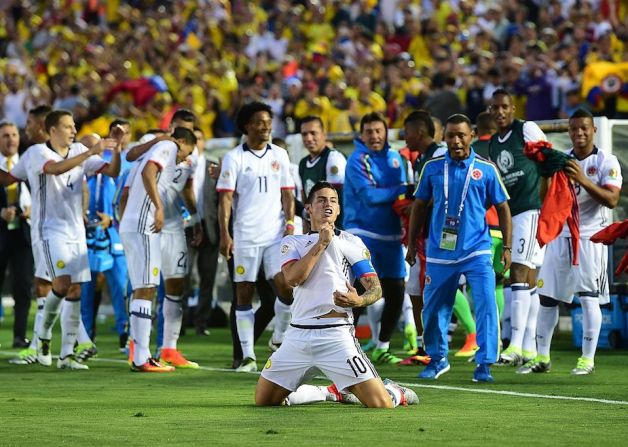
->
[233, 240, 281, 282]
[537, 237, 609, 304]
[161, 232, 188, 279]
[40, 239, 90, 283]
[121, 232, 161, 289]
[261, 325, 378, 392]
[406, 256, 421, 296]
[32, 240, 52, 282]
[511, 209, 545, 268]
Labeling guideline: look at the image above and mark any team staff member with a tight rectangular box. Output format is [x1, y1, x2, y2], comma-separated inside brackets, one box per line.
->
[408, 114, 512, 383]
[256, 181, 416, 408]
[520, 109, 622, 376]
[489, 89, 547, 365]
[344, 112, 408, 365]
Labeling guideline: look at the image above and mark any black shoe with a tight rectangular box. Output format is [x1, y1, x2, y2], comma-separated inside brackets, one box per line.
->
[13, 337, 30, 348]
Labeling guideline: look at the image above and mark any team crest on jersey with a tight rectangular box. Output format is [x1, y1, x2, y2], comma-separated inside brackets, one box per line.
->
[496, 151, 514, 174]
[609, 169, 618, 179]
[280, 244, 289, 254]
[586, 166, 597, 176]
[271, 161, 280, 172]
[236, 265, 246, 275]
[425, 275, 431, 285]
[265, 359, 272, 369]
[391, 158, 400, 169]
[537, 279, 544, 288]
[471, 168, 483, 180]
[221, 171, 230, 178]
[363, 249, 371, 259]
[152, 267, 159, 276]
[330, 165, 339, 175]
[56, 260, 65, 269]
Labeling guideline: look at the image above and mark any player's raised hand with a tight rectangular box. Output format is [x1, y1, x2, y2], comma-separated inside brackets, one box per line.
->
[319, 222, 334, 246]
[333, 281, 360, 307]
[110, 124, 126, 143]
[151, 207, 164, 233]
[220, 232, 234, 260]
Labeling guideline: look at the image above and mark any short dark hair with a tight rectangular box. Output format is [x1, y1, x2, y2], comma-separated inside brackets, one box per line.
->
[170, 108, 196, 126]
[475, 112, 496, 134]
[569, 108, 594, 122]
[109, 118, 130, 132]
[0, 121, 17, 130]
[404, 110, 435, 138]
[300, 115, 325, 132]
[359, 112, 388, 134]
[491, 88, 511, 100]
[171, 126, 197, 145]
[306, 181, 338, 204]
[44, 109, 73, 133]
[236, 101, 273, 135]
[29, 104, 51, 118]
[446, 113, 472, 128]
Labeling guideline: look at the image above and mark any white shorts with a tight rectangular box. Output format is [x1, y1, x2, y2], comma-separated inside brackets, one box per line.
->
[406, 257, 421, 296]
[261, 325, 378, 392]
[32, 240, 52, 282]
[41, 239, 90, 283]
[161, 232, 188, 279]
[121, 232, 161, 289]
[511, 210, 545, 268]
[233, 241, 281, 282]
[537, 237, 609, 304]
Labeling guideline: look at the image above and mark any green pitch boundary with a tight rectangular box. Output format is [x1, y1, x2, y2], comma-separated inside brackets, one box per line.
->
[3, 350, 626, 407]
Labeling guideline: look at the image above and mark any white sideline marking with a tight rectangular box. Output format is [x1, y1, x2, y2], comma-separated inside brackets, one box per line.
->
[3, 351, 628, 406]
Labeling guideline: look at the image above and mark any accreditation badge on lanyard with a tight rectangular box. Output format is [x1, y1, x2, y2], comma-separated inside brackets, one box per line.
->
[439, 159, 474, 251]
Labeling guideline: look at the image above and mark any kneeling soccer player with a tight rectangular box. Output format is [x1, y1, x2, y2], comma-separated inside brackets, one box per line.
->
[255, 181, 417, 408]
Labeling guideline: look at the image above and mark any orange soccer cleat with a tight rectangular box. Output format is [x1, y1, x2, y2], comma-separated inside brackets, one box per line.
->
[160, 348, 199, 369]
[455, 333, 479, 357]
[131, 357, 175, 373]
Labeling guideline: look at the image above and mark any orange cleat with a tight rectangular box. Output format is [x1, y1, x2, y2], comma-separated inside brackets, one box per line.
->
[455, 333, 479, 357]
[131, 357, 175, 372]
[127, 340, 135, 365]
[160, 348, 199, 369]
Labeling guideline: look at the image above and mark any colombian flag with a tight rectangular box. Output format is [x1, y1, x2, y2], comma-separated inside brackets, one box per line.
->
[582, 61, 628, 111]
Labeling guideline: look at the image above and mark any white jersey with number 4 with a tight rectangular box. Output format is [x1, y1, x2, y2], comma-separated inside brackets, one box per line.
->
[120, 140, 177, 235]
[216, 143, 294, 247]
[561, 147, 622, 238]
[280, 231, 377, 326]
[10, 142, 107, 243]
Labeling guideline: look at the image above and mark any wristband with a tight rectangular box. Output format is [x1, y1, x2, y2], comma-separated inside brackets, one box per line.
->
[285, 220, 295, 226]
[189, 213, 201, 225]
[503, 246, 511, 251]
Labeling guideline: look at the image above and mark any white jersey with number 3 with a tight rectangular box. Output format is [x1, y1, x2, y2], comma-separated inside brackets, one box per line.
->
[216, 143, 294, 247]
[561, 147, 622, 238]
[10, 142, 107, 243]
[120, 140, 177, 235]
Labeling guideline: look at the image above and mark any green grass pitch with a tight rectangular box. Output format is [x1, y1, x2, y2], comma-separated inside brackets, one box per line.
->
[1, 311, 627, 446]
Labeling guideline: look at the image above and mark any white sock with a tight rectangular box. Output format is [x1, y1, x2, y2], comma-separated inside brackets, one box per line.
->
[236, 308, 255, 360]
[402, 293, 415, 328]
[272, 298, 292, 344]
[38, 290, 64, 340]
[76, 319, 92, 344]
[285, 384, 326, 405]
[130, 299, 153, 365]
[375, 340, 390, 351]
[384, 382, 402, 407]
[416, 335, 424, 348]
[502, 286, 512, 340]
[580, 296, 602, 361]
[29, 297, 46, 349]
[522, 287, 540, 356]
[368, 298, 384, 344]
[509, 283, 530, 350]
[536, 304, 559, 358]
[163, 295, 183, 349]
[60, 300, 81, 358]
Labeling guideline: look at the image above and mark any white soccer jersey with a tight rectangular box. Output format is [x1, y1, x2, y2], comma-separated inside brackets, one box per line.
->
[280, 230, 377, 326]
[560, 147, 623, 238]
[10, 142, 107, 243]
[119, 140, 177, 235]
[162, 149, 197, 234]
[216, 143, 295, 247]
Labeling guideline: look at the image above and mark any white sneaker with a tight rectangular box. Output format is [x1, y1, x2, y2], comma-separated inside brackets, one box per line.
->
[57, 355, 89, 370]
[235, 357, 257, 372]
[9, 348, 38, 365]
[37, 339, 52, 367]
[383, 378, 419, 406]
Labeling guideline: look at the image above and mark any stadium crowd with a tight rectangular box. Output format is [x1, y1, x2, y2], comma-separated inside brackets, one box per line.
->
[0, 0, 626, 406]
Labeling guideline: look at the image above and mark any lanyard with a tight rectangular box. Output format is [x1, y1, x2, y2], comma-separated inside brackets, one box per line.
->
[444, 158, 474, 218]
